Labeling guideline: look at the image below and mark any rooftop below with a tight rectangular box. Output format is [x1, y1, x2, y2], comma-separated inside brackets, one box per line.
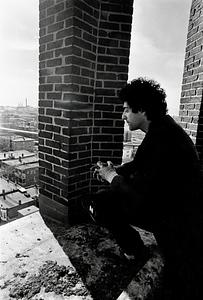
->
[0, 190, 35, 209]
[0, 150, 34, 161]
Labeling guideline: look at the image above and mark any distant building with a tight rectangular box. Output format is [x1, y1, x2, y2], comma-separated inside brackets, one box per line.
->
[122, 125, 145, 163]
[0, 177, 18, 193]
[0, 178, 38, 222]
[123, 127, 132, 142]
[10, 136, 35, 152]
[122, 143, 134, 163]
[0, 153, 38, 187]
[0, 105, 38, 132]
[0, 150, 35, 162]
[1, 152, 37, 170]
[0, 135, 36, 152]
[15, 162, 39, 187]
[26, 185, 39, 200]
[131, 129, 145, 144]
[122, 140, 141, 164]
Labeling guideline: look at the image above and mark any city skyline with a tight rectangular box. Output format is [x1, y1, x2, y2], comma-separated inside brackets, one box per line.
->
[0, 0, 191, 115]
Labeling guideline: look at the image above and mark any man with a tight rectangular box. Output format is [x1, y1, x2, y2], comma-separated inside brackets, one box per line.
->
[89, 77, 202, 299]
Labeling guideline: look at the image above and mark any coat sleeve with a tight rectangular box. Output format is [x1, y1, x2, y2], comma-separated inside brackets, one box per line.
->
[110, 136, 171, 210]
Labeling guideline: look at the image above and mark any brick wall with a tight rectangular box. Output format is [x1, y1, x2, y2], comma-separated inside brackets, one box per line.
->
[180, 0, 203, 170]
[39, 0, 134, 218]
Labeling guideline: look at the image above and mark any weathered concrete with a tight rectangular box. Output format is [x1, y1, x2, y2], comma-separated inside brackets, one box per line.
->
[38, 217, 165, 299]
[0, 212, 164, 300]
[0, 212, 92, 300]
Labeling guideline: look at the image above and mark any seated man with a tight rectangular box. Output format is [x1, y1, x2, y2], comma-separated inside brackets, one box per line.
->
[85, 77, 202, 299]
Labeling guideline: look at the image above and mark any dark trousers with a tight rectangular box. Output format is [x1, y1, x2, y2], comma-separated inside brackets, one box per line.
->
[86, 189, 203, 300]
[154, 219, 203, 300]
[87, 188, 145, 255]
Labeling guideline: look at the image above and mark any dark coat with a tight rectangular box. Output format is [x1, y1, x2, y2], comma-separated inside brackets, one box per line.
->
[112, 115, 202, 257]
[107, 115, 203, 298]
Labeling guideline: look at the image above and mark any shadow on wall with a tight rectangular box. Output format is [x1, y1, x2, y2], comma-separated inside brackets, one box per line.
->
[196, 92, 203, 174]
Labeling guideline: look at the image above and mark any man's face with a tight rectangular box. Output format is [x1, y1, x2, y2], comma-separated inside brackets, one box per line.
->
[122, 101, 146, 131]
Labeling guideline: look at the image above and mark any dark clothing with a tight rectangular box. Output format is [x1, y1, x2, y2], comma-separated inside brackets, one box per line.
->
[113, 115, 202, 230]
[93, 115, 203, 299]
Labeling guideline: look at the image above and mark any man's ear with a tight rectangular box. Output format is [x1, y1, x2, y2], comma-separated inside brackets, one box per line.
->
[143, 111, 150, 122]
[138, 110, 146, 115]
[140, 111, 149, 120]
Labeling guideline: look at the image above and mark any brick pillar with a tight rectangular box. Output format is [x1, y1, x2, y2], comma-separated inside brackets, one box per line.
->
[39, 0, 134, 221]
[180, 0, 203, 172]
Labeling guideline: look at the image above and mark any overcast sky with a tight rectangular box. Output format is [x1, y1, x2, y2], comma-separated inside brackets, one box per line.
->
[129, 0, 192, 115]
[0, 0, 191, 115]
[0, 0, 39, 108]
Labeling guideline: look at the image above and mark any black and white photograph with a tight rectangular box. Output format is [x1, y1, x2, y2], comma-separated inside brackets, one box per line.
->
[0, 1, 202, 299]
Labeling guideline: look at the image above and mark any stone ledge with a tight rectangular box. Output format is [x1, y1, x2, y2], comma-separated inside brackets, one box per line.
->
[0, 212, 91, 300]
[0, 212, 164, 300]
[45, 220, 164, 300]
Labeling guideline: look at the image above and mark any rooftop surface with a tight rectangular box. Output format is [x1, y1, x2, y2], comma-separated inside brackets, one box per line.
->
[16, 162, 39, 170]
[0, 150, 34, 161]
[0, 178, 18, 194]
[0, 212, 164, 300]
[2, 156, 38, 167]
[26, 186, 39, 197]
[0, 190, 35, 208]
[0, 178, 36, 194]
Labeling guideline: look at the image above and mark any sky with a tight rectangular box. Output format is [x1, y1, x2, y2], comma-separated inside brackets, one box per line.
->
[0, 0, 39, 108]
[129, 0, 192, 115]
[0, 0, 192, 115]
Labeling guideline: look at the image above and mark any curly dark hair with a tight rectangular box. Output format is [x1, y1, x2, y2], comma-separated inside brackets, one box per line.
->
[119, 77, 168, 121]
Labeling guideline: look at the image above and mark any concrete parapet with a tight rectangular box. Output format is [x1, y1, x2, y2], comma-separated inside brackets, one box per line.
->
[0, 211, 164, 300]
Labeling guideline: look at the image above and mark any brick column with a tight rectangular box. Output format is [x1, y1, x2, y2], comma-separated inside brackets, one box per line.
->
[180, 0, 203, 172]
[39, 0, 134, 221]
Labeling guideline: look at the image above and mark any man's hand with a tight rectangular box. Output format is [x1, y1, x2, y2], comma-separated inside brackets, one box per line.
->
[92, 161, 118, 183]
